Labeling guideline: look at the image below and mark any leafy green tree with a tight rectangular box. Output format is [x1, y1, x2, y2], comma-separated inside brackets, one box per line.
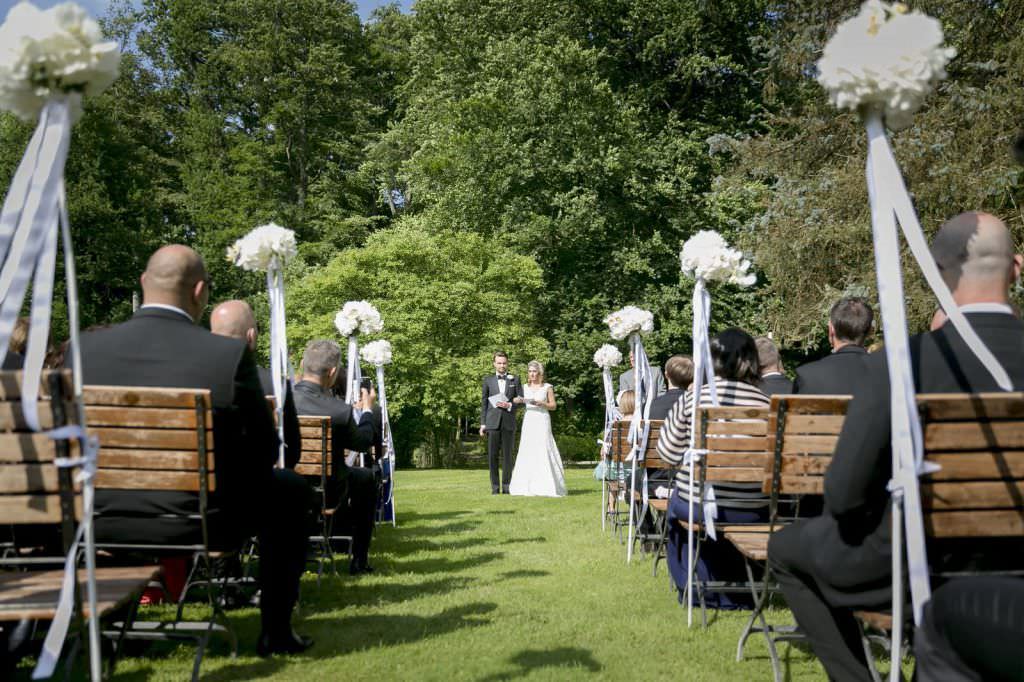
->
[287, 221, 548, 465]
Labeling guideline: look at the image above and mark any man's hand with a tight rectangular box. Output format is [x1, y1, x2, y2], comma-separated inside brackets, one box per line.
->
[479, 425, 486, 437]
[359, 387, 377, 411]
[497, 401, 511, 410]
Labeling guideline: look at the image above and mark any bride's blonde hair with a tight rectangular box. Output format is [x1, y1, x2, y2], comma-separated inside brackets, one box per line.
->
[527, 360, 545, 384]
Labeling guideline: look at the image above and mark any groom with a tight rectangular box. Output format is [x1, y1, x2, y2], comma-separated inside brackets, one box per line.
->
[479, 351, 524, 494]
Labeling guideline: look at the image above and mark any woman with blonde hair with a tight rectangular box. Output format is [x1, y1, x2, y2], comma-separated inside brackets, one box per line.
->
[507, 360, 566, 497]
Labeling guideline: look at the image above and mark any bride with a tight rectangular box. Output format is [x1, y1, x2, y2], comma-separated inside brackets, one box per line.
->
[508, 360, 567, 497]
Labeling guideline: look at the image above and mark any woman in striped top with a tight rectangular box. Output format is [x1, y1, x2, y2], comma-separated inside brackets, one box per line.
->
[657, 328, 771, 608]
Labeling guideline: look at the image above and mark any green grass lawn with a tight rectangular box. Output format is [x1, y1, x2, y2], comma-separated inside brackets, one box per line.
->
[30, 468, 900, 680]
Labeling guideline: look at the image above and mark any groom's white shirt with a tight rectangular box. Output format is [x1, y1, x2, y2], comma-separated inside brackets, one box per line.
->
[497, 374, 507, 395]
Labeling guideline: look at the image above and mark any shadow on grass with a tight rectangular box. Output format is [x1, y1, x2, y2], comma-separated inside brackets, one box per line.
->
[498, 570, 549, 580]
[384, 537, 481, 554]
[389, 551, 504, 575]
[479, 647, 602, 681]
[319, 576, 476, 610]
[398, 510, 470, 522]
[485, 510, 516, 515]
[498, 536, 545, 546]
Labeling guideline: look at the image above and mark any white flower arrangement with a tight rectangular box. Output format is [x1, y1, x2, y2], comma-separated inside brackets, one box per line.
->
[680, 230, 756, 287]
[593, 344, 623, 369]
[226, 222, 297, 272]
[0, 1, 120, 122]
[604, 306, 654, 341]
[360, 339, 393, 367]
[816, 0, 956, 131]
[334, 300, 384, 337]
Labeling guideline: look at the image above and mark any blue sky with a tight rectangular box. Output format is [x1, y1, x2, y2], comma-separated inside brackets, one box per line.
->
[0, 0, 412, 23]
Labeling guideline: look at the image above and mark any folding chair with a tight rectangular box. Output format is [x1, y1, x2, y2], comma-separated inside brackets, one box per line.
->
[295, 415, 338, 581]
[0, 371, 156, 678]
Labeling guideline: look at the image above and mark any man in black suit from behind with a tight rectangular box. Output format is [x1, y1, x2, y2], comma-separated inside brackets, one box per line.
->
[291, 339, 377, 574]
[77, 245, 314, 656]
[648, 355, 692, 421]
[755, 337, 793, 396]
[479, 351, 524, 494]
[768, 212, 1024, 681]
[210, 300, 301, 468]
[793, 297, 874, 395]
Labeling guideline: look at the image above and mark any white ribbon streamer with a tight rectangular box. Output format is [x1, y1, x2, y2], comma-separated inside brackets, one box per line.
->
[703, 485, 718, 541]
[266, 263, 290, 468]
[33, 426, 99, 680]
[685, 276, 719, 626]
[376, 364, 397, 525]
[345, 335, 361, 404]
[626, 333, 656, 563]
[600, 367, 614, 530]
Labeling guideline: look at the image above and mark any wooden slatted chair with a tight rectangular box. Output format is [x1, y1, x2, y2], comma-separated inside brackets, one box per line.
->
[621, 421, 672, 564]
[604, 420, 632, 539]
[725, 395, 851, 682]
[296, 415, 340, 580]
[0, 371, 157, 678]
[83, 385, 237, 681]
[684, 405, 773, 627]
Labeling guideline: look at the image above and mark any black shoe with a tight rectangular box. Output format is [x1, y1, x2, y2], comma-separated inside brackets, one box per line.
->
[491, 489, 499, 495]
[257, 629, 313, 657]
[501, 487, 510, 494]
[349, 559, 375, 576]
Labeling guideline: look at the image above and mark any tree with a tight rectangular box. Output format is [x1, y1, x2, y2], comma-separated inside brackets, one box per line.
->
[287, 221, 548, 465]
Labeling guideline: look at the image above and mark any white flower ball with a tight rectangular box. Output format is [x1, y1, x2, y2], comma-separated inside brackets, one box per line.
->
[593, 344, 623, 369]
[816, 0, 956, 130]
[360, 339, 393, 366]
[604, 306, 654, 341]
[226, 223, 297, 272]
[0, 1, 121, 122]
[335, 300, 383, 337]
[680, 230, 756, 287]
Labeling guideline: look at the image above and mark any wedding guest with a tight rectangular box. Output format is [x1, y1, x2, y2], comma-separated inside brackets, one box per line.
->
[9, 317, 28, 355]
[211, 300, 301, 468]
[292, 339, 377, 575]
[657, 328, 770, 608]
[617, 389, 636, 418]
[755, 337, 792, 396]
[649, 355, 693, 421]
[793, 297, 874, 395]
[76, 245, 314, 656]
[618, 349, 666, 397]
[769, 212, 1024, 681]
[914, 577, 1024, 682]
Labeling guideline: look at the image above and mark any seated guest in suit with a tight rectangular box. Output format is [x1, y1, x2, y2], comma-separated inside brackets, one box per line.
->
[292, 340, 377, 575]
[755, 337, 792, 396]
[618, 349, 666, 397]
[657, 328, 771, 608]
[793, 297, 874, 395]
[210, 300, 301, 468]
[649, 355, 693, 421]
[768, 212, 1024, 681]
[914, 577, 1024, 682]
[77, 245, 315, 656]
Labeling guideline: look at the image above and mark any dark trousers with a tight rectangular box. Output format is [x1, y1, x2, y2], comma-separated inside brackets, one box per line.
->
[666, 493, 766, 609]
[346, 466, 377, 566]
[487, 428, 515, 492]
[768, 522, 870, 682]
[915, 577, 1024, 682]
[256, 469, 314, 637]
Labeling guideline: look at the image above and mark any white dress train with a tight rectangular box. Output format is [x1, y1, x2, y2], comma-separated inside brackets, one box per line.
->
[508, 383, 567, 497]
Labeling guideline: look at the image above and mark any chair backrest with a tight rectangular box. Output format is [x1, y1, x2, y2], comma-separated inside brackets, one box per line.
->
[918, 393, 1024, 540]
[640, 420, 669, 469]
[295, 415, 332, 482]
[766, 395, 852, 496]
[0, 371, 78, 550]
[608, 420, 631, 464]
[84, 385, 214, 497]
[696, 406, 771, 485]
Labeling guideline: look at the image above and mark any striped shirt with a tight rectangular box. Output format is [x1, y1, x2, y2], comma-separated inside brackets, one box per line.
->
[656, 379, 771, 509]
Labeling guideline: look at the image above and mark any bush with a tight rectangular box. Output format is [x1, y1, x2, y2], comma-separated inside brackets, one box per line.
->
[556, 433, 600, 462]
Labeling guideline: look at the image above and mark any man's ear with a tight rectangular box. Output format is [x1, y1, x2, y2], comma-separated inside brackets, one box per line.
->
[1012, 254, 1023, 284]
[827, 321, 836, 345]
[245, 328, 257, 352]
[192, 279, 205, 305]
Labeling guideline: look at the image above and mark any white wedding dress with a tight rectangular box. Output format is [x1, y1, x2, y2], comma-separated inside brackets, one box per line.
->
[508, 383, 567, 497]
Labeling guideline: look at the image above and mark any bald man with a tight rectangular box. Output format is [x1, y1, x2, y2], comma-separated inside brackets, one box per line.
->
[768, 212, 1024, 681]
[211, 300, 301, 468]
[76, 245, 315, 656]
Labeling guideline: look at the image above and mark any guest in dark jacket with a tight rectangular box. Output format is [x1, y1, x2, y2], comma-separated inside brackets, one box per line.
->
[793, 297, 874, 395]
[210, 300, 301, 468]
[648, 355, 693, 421]
[292, 339, 377, 574]
[77, 245, 314, 656]
[755, 337, 793, 396]
[769, 212, 1024, 681]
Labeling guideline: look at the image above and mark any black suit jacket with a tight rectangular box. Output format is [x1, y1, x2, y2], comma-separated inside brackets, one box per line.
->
[258, 367, 301, 470]
[799, 313, 1024, 608]
[793, 345, 868, 395]
[480, 374, 523, 432]
[292, 380, 374, 485]
[648, 388, 685, 422]
[76, 307, 279, 546]
[758, 373, 794, 397]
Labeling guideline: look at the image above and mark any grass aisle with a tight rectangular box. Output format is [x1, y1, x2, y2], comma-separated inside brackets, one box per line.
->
[99, 468, 833, 680]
